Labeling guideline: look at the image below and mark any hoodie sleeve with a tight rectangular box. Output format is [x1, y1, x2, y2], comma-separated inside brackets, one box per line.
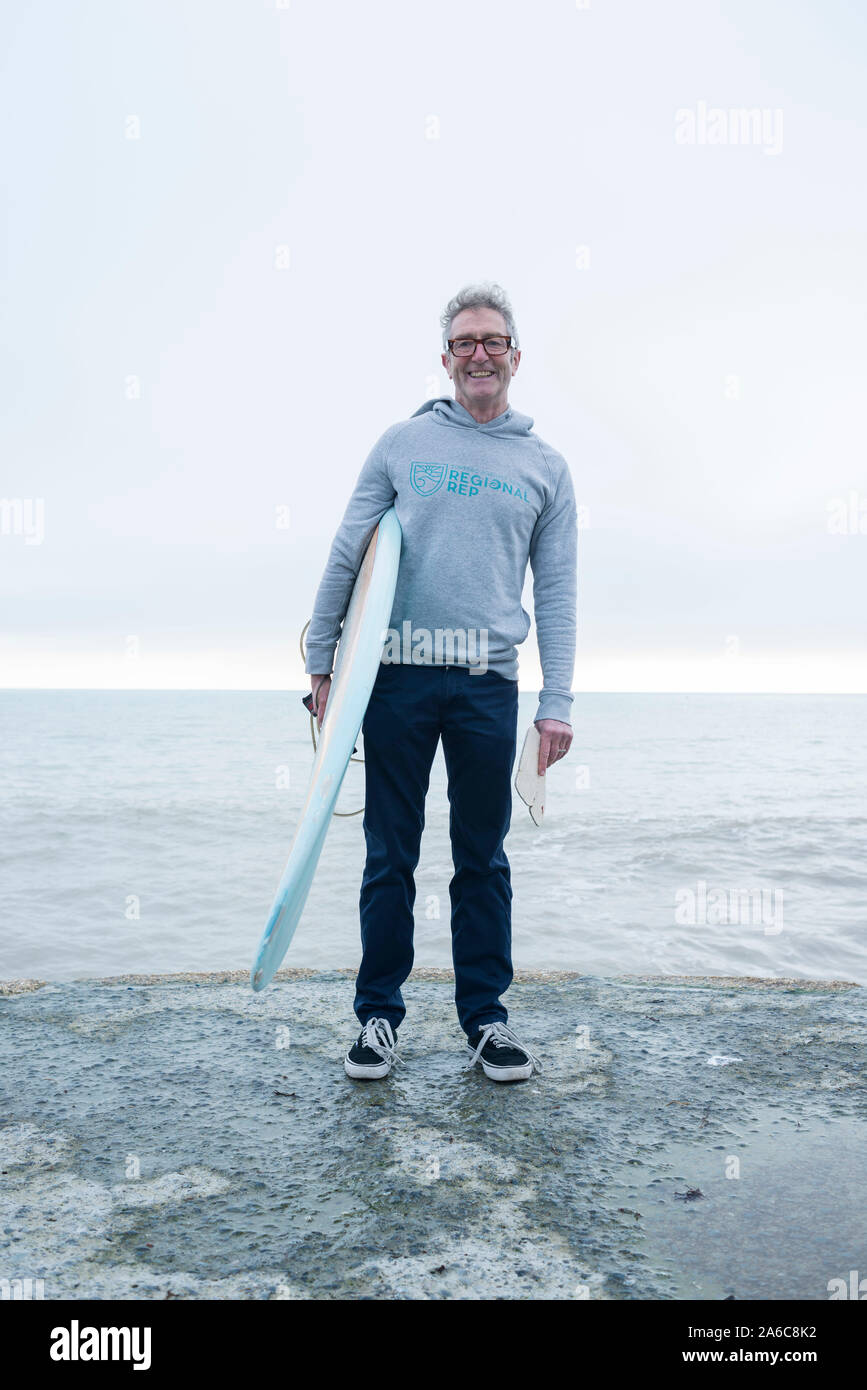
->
[303, 426, 399, 676]
[529, 450, 578, 726]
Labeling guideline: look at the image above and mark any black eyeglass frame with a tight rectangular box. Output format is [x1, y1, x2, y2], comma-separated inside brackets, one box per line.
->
[446, 336, 514, 356]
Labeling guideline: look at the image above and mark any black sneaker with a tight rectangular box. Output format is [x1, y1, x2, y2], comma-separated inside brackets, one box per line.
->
[344, 1017, 400, 1079]
[465, 1021, 541, 1082]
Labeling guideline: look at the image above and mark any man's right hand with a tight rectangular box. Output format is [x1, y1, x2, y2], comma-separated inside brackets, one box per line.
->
[310, 675, 332, 731]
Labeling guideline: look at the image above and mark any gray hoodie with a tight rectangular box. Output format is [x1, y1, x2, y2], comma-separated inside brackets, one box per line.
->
[304, 396, 577, 725]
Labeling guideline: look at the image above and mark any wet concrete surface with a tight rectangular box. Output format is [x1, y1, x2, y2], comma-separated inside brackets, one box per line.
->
[0, 970, 864, 1300]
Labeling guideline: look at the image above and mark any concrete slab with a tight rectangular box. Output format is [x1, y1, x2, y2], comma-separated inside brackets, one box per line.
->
[1, 971, 864, 1300]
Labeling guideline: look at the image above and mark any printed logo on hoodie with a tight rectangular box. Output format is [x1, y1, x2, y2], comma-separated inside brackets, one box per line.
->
[411, 462, 531, 504]
[409, 462, 447, 496]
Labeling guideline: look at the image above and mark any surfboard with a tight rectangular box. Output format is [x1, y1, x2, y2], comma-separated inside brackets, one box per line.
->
[250, 506, 402, 991]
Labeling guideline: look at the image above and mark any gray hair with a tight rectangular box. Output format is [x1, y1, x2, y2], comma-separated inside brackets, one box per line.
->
[440, 281, 520, 355]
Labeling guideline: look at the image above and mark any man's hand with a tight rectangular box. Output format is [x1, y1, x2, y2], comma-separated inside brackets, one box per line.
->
[534, 718, 572, 774]
[310, 674, 332, 731]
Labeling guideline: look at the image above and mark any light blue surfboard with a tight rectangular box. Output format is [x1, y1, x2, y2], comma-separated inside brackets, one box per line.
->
[250, 507, 402, 991]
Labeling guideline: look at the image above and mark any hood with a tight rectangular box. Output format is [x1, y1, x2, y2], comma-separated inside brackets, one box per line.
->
[411, 395, 534, 437]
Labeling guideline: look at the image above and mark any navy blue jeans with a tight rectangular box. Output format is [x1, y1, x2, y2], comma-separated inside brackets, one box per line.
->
[354, 661, 519, 1037]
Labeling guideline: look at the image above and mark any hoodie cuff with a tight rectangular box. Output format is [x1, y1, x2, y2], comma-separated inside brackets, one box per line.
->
[533, 693, 574, 727]
[304, 646, 336, 677]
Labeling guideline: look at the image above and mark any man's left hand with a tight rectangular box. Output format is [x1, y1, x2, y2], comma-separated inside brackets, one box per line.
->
[534, 719, 573, 774]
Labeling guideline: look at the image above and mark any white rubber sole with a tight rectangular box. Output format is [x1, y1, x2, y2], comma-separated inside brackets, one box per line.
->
[344, 1054, 392, 1079]
[466, 1045, 533, 1082]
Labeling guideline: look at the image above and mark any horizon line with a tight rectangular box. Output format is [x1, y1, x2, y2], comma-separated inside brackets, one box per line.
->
[2, 687, 866, 697]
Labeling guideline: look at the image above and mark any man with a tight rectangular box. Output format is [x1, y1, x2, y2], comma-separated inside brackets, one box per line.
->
[305, 282, 577, 1083]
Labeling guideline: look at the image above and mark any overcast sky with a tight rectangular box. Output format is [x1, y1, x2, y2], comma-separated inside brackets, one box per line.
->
[2, 0, 865, 693]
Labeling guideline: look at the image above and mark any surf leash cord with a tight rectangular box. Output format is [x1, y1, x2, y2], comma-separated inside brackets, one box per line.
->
[299, 618, 365, 817]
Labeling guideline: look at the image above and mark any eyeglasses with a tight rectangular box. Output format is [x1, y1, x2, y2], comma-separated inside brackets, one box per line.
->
[447, 336, 512, 356]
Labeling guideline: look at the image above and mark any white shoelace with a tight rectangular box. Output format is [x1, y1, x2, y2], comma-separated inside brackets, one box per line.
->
[466, 1021, 542, 1074]
[360, 1017, 401, 1066]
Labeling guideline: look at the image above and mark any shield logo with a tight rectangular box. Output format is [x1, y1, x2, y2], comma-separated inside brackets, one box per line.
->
[410, 462, 446, 497]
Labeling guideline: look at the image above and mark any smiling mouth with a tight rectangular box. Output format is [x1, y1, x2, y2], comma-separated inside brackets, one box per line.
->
[468, 370, 494, 378]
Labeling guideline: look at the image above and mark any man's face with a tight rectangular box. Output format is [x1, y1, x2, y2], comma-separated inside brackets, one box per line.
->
[441, 307, 520, 418]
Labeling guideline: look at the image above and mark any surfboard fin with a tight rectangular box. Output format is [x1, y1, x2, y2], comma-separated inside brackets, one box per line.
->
[514, 724, 545, 826]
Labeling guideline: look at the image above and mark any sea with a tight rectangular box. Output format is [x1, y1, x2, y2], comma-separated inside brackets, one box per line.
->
[2, 691, 865, 985]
